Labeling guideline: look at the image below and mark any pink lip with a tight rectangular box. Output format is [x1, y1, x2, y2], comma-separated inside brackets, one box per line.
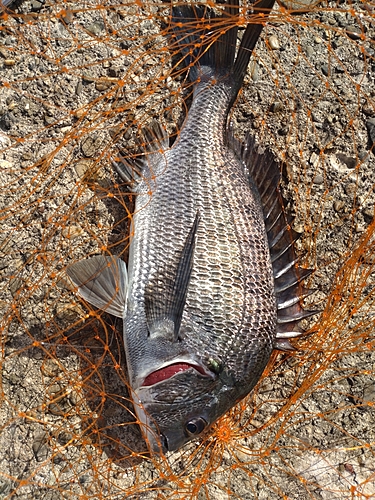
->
[142, 363, 208, 387]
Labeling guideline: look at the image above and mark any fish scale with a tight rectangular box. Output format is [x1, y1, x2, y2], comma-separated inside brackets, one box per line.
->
[67, 0, 316, 453]
[131, 90, 275, 370]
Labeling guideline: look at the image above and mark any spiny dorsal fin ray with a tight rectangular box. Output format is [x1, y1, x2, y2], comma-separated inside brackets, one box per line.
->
[229, 131, 318, 348]
[277, 308, 318, 324]
[274, 267, 314, 293]
[112, 153, 144, 186]
[112, 121, 169, 188]
[270, 228, 300, 264]
[145, 212, 200, 342]
[277, 285, 314, 310]
[67, 255, 128, 318]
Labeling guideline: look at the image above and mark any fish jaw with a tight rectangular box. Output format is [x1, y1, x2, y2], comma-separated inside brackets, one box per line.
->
[130, 356, 218, 452]
[133, 365, 240, 453]
[131, 390, 166, 453]
[133, 356, 215, 390]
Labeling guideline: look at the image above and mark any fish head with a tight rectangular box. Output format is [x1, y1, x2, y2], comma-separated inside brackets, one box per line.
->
[133, 360, 239, 453]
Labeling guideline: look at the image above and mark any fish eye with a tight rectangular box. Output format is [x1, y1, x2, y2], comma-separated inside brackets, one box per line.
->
[184, 417, 207, 436]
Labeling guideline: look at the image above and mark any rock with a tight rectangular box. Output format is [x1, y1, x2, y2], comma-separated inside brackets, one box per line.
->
[95, 78, 115, 91]
[61, 225, 84, 239]
[321, 64, 329, 76]
[333, 200, 345, 212]
[366, 117, 375, 147]
[313, 174, 324, 184]
[61, 8, 73, 24]
[81, 135, 100, 157]
[40, 359, 61, 377]
[86, 22, 104, 36]
[279, 0, 322, 12]
[344, 182, 357, 197]
[31, 0, 43, 11]
[268, 35, 280, 50]
[32, 431, 49, 462]
[310, 151, 320, 167]
[336, 153, 357, 169]
[346, 26, 362, 40]
[74, 159, 95, 178]
[271, 101, 283, 112]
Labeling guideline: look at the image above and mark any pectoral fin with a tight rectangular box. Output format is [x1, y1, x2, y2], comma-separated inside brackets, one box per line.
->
[67, 255, 127, 318]
[145, 212, 200, 341]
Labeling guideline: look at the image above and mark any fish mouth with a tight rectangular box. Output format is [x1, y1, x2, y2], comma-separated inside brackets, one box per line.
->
[141, 362, 210, 387]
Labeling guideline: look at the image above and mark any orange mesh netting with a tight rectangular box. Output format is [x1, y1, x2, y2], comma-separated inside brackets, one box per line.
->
[0, 0, 374, 498]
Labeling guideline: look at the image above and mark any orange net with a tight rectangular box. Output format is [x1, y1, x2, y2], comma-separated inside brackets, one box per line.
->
[1, 0, 374, 498]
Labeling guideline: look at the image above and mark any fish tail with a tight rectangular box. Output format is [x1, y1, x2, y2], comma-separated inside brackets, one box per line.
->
[171, 0, 276, 96]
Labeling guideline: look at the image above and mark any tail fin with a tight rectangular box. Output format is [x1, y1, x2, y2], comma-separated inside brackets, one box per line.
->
[234, 0, 276, 88]
[171, 0, 276, 95]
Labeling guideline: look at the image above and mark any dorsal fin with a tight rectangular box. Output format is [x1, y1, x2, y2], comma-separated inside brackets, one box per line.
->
[229, 131, 318, 350]
[112, 121, 169, 188]
[144, 212, 200, 342]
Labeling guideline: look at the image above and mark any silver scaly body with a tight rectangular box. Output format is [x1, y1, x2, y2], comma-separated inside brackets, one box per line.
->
[68, 0, 316, 452]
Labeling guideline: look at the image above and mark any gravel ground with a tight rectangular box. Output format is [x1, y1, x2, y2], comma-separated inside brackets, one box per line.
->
[0, 0, 375, 499]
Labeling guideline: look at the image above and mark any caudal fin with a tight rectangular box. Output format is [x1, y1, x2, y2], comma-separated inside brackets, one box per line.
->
[171, 0, 276, 97]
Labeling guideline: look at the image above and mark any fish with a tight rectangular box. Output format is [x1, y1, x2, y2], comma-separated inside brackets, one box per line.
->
[1, 0, 15, 10]
[67, 0, 316, 453]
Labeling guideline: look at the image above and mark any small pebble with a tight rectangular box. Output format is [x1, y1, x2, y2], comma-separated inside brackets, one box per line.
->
[61, 8, 73, 24]
[74, 159, 94, 178]
[333, 200, 345, 212]
[75, 80, 83, 95]
[32, 431, 49, 462]
[310, 152, 320, 167]
[344, 182, 357, 197]
[321, 64, 329, 77]
[271, 101, 283, 112]
[0, 160, 12, 169]
[346, 26, 362, 40]
[363, 206, 374, 221]
[95, 79, 114, 92]
[40, 359, 61, 377]
[58, 431, 73, 446]
[313, 174, 324, 184]
[87, 22, 104, 36]
[31, 0, 43, 11]
[82, 73, 95, 83]
[62, 225, 84, 239]
[366, 117, 375, 145]
[74, 108, 85, 119]
[279, 0, 321, 11]
[249, 60, 259, 82]
[336, 153, 357, 169]
[268, 35, 280, 50]
[44, 115, 55, 125]
[81, 135, 99, 157]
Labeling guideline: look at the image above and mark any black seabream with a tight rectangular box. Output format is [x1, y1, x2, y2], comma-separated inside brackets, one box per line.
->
[67, 0, 315, 453]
